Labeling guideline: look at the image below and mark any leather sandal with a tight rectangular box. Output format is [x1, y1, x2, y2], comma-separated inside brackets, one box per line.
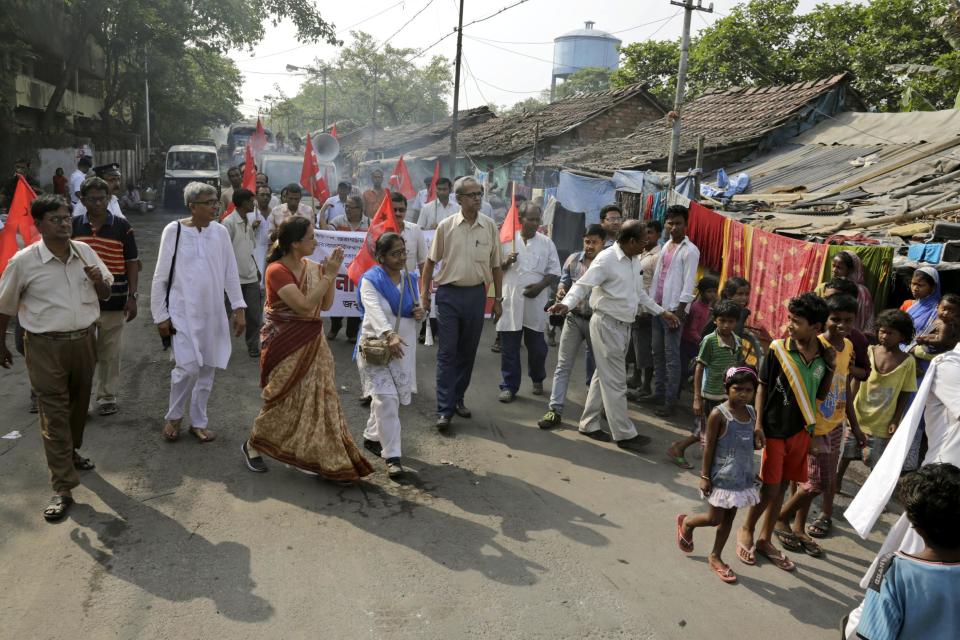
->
[162, 418, 182, 442]
[188, 427, 217, 443]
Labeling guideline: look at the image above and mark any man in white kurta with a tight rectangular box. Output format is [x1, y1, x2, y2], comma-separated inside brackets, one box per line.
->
[390, 192, 428, 275]
[151, 184, 246, 441]
[496, 203, 560, 402]
[843, 343, 960, 638]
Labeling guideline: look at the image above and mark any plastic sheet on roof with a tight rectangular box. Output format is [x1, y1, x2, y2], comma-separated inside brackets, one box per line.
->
[557, 171, 617, 224]
[792, 109, 960, 146]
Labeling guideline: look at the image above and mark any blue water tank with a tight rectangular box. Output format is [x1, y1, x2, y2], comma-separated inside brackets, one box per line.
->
[552, 21, 621, 79]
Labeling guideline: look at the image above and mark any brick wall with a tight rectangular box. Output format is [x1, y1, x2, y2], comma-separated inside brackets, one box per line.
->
[574, 94, 664, 145]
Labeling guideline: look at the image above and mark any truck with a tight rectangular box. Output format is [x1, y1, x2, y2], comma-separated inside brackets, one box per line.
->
[163, 145, 220, 208]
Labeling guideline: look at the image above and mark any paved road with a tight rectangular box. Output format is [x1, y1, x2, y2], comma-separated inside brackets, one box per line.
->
[0, 209, 894, 639]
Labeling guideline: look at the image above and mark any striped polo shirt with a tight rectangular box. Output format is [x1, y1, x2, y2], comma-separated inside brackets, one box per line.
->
[72, 212, 138, 311]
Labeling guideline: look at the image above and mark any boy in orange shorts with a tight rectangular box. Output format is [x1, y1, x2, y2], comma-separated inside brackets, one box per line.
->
[736, 293, 835, 571]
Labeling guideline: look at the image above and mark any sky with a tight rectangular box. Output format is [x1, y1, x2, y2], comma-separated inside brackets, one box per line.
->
[228, 0, 856, 120]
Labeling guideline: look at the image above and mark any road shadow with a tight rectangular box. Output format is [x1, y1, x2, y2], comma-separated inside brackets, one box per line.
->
[70, 472, 273, 622]
[735, 570, 858, 631]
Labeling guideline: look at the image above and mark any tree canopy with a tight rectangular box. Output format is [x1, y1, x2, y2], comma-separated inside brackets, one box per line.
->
[554, 67, 613, 99]
[613, 0, 958, 111]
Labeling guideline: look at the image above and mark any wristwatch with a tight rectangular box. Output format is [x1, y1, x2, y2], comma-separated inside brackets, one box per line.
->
[494, 297, 504, 302]
[130, 292, 139, 300]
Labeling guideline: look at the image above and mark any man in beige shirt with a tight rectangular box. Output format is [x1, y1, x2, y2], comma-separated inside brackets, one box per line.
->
[420, 177, 503, 431]
[0, 194, 113, 522]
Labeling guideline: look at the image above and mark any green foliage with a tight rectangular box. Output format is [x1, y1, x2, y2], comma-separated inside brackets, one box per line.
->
[612, 39, 680, 104]
[611, 0, 955, 112]
[279, 32, 452, 133]
[498, 96, 550, 116]
[554, 67, 613, 99]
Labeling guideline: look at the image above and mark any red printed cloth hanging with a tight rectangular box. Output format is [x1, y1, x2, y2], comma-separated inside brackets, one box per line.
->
[687, 202, 727, 272]
[747, 228, 828, 340]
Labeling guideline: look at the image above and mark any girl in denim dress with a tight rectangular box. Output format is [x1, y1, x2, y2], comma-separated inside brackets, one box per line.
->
[676, 366, 761, 584]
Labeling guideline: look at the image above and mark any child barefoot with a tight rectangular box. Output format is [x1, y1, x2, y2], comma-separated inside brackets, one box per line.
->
[676, 366, 761, 584]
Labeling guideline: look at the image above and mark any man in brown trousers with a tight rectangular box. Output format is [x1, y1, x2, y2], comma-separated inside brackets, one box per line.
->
[0, 194, 112, 521]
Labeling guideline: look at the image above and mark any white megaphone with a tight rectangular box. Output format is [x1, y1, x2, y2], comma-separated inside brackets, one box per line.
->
[310, 132, 340, 162]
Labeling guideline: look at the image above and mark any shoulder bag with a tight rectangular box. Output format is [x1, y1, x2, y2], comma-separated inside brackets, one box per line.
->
[160, 222, 182, 349]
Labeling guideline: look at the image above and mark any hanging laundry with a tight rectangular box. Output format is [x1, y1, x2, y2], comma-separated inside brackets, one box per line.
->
[822, 244, 895, 313]
[687, 202, 727, 272]
[906, 243, 945, 265]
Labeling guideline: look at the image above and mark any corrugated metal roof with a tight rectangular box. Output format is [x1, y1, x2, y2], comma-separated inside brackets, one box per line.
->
[723, 143, 888, 194]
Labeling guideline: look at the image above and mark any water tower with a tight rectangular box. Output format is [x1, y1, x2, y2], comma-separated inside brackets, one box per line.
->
[551, 21, 621, 100]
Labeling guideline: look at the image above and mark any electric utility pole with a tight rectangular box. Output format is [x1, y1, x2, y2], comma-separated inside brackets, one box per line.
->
[666, 0, 712, 194]
[448, 0, 465, 177]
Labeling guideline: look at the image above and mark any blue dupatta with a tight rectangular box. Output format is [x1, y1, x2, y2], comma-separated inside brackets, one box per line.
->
[357, 265, 419, 318]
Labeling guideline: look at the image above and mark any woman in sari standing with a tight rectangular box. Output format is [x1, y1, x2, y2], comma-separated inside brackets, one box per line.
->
[816, 250, 874, 333]
[357, 232, 423, 477]
[242, 216, 373, 482]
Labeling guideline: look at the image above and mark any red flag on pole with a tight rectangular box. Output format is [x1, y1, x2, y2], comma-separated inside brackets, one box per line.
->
[330, 124, 338, 138]
[251, 117, 268, 155]
[499, 186, 519, 245]
[222, 144, 256, 220]
[347, 189, 401, 285]
[0, 175, 40, 275]
[299, 135, 330, 204]
[425, 161, 440, 203]
[388, 156, 416, 200]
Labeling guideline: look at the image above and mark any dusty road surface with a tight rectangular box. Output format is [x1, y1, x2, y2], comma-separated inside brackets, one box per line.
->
[0, 209, 895, 640]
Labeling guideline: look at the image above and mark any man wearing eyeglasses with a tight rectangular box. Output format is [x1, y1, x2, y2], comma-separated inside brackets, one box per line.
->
[71, 177, 139, 417]
[420, 177, 503, 431]
[0, 194, 113, 522]
[71, 163, 126, 220]
[151, 182, 246, 445]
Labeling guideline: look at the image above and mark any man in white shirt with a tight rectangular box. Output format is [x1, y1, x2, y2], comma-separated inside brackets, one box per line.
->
[629, 219, 663, 395]
[390, 192, 427, 275]
[640, 205, 700, 417]
[72, 163, 126, 220]
[409, 177, 431, 221]
[253, 185, 273, 280]
[416, 177, 459, 230]
[222, 188, 263, 357]
[219, 166, 243, 212]
[550, 220, 679, 452]
[599, 204, 623, 249]
[268, 183, 316, 232]
[319, 181, 351, 227]
[496, 202, 560, 402]
[69, 156, 92, 206]
[255, 172, 280, 209]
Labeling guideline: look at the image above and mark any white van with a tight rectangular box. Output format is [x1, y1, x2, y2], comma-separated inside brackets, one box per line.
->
[259, 152, 338, 209]
[164, 145, 220, 207]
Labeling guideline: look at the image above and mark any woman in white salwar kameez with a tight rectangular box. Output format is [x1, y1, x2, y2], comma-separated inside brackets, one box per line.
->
[843, 343, 960, 638]
[356, 232, 423, 477]
[151, 182, 246, 443]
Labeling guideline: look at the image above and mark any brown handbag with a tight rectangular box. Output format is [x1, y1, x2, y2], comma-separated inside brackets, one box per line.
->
[358, 272, 406, 366]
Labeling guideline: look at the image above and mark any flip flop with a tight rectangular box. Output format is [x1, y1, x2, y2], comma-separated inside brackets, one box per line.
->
[667, 450, 694, 469]
[676, 514, 694, 553]
[774, 526, 803, 551]
[162, 419, 182, 442]
[736, 542, 756, 565]
[799, 538, 823, 558]
[188, 427, 217, 443]
[710, 562, 738, 584]
[758, 546, 796, 572]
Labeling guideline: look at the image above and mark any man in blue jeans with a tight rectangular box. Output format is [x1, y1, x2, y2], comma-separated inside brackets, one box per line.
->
[420, 177, 503, 431]
[641, 205, 700, 417]
[496, 201, 560, 403]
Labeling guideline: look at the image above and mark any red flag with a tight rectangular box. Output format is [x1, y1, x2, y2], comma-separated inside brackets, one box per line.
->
[300, 135, 321, 195]
[425, 161, 440, 204]
[251, 117, 268, 155]
[499, 187, 519, 245]
[222, 144, 256, 220]
[0, 175, 40, 275]
[330, 124, 338, 138]
[388, 156, 417, 200]
[347, 189, 401, 285]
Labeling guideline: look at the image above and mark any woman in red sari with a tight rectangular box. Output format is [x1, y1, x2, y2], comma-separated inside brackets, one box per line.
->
[241, 216, 373, 482]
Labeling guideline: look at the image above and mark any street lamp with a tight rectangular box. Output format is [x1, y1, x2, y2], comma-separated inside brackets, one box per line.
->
[286, 63, 329, 131]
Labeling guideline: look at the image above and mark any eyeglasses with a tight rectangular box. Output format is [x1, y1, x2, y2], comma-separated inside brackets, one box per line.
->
[387, 249, 408, 258]
[45, 215, 72, 225]
[191, 199, 219, 207]
[458, 191, 483, 199]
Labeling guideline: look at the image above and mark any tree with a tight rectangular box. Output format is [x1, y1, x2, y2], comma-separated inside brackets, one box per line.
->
[554, 67, 613, 99]
[40, 0, 340, 132]
[612, 39, 680, 104]
[499, 96, 550, 117]
[280, 32, 452, 133]
[611, 0, 955, 111]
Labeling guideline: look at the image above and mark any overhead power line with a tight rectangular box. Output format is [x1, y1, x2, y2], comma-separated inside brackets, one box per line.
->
[406, 0, 532, 62]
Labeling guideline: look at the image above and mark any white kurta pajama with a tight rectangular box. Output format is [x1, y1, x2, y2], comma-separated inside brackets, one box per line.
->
[357, 274, 418, 460]
[151, 221, 245, 429]
[495, 232, 561, 334]
[843, 344, 960, 639]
